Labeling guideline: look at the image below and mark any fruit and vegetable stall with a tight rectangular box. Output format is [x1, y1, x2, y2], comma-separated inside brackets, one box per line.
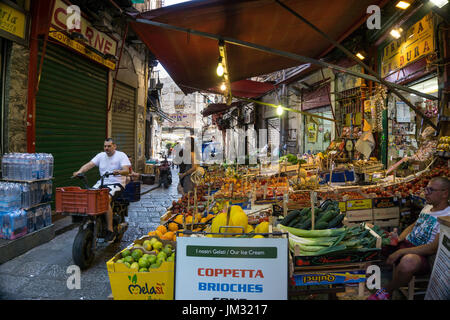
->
[105, 114, 450, 300]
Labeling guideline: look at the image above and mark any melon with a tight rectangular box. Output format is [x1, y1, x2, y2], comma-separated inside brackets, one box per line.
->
[299, 169, 307, 179]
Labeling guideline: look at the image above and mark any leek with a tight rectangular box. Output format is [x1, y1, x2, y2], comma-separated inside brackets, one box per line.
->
[278, 224, 346, 237]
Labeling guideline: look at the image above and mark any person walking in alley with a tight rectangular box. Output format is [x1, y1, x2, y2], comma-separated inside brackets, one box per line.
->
[73, 138, 131, 242]
[177, 136, 198, 195]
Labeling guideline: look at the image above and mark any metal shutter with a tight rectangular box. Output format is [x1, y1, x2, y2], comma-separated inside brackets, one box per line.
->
[111, 82, 136, 162]
[267, 117, 280, 149]
[35, 42, 108, 191]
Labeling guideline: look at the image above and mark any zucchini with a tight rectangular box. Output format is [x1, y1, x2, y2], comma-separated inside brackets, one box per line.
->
[319, 199, 333, 211]
[317, 210, 338, 223]
[314, 221, 329, 230]
[298, 219, 311, 230]
[281, 210, 301, 226]
[327, 213, 345, 228]
[288, 215, 303, 227]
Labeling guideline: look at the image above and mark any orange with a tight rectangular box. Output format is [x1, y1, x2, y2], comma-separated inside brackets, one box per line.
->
[168, 222, 178, 232]
[155, 230, 163, 239]
[200, 217, 207, 223]
[147, 231, 156, 236]
[186, 216, 193, 224]
[172, 234, 177, 241]
[195, 213, 203, 222]
[162, 231, 174, 240]
[156, 225, 167, 234]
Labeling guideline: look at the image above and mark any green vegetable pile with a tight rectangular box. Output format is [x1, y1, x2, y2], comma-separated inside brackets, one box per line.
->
[279, 200, 344, 230]
[277, 201, 390, 256]
[279, 153, 306, 165]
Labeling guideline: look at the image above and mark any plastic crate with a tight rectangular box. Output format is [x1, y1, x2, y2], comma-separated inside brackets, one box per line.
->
[55, 187, 109, 215]
[121, 181, 141, 202]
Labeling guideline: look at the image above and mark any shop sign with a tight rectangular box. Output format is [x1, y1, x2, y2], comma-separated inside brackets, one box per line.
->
[307, 122, 318, 143]
[175, 237, 288, 300]
[167, 113, 196, 127]
[381, 14, 434, 78]
[50, 0, 117, 70]
[0, 2, 27, 43]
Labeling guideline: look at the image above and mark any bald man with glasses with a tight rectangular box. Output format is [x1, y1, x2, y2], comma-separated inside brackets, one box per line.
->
[368, 176, 450, 300]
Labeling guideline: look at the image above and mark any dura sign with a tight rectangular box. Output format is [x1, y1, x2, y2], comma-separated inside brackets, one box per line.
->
[175, 237, 288, 300]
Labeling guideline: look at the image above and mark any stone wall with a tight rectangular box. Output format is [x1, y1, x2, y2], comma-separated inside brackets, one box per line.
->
[4, 42, 29, 153]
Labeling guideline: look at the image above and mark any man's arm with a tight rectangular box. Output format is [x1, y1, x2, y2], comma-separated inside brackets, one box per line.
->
[398, 222, 415, 241]
[113, 165, 131, 176]
[387, 234, 439, 265]
[73, 161, 96, 176]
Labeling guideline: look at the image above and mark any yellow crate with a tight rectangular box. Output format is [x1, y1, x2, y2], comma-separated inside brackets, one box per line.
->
[106, 236, 176, 300]
[339, 201, 346, 212]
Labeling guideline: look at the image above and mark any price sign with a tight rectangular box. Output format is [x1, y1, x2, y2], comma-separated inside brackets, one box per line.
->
[175, 237, 288, 300]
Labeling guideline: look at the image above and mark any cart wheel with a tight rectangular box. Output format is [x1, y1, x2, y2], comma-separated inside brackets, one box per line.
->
[72, 227, 95, 270]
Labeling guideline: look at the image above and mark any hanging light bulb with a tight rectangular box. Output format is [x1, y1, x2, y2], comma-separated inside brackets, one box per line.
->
[430, 0, 448, 8]
[276, 105, 283, 116]
[216, 58, 224, 77]
[390, 28, 403, 39]
[220, 83, 226, 91]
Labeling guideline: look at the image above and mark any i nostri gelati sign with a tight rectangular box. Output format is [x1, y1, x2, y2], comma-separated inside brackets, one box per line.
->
[175, 237, 288, 300]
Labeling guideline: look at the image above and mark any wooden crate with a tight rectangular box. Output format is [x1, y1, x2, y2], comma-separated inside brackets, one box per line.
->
[343, 217, 373, 227]
[373, 207, 400, 220]
[300, 164, 318, 170]
[373, 218, 399, 228]
[345, 209, 373, 222]
[354, 163, 384, 174]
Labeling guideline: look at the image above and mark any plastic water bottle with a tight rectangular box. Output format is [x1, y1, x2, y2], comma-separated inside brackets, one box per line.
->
[48, 153, 54, 178]
[32, 154, 38, 180]
[1, 154, 8, 179]
[43, 204, 51, 226]
[23, 183, 30, 209]
[35, 207, 44, 230]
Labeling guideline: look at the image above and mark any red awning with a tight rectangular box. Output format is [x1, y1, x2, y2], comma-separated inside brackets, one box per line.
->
[202, 101, 241, 117]
[129, 0, 387, 94]
[209, 79, 276, 98]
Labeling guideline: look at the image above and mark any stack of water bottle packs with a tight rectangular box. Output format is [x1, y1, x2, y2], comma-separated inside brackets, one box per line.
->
[2, 152, 53, 181]
[0, 153, 53, 240]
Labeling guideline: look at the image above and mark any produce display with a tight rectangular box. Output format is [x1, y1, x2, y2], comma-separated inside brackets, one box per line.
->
[113, 237, 175, 272]
[279, 153, 306, 165]
[437, 136, 450, 152]
[279, 200, 344, 230]
[278, 223, 389, 257]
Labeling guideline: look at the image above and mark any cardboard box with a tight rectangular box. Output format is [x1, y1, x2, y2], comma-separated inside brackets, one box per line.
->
[345, 209, 373, 222]
[373, 207, 400, 220]
[294, 249, 380, 267]
[106, 236, 175, 300]
[293, 270, 366, 286]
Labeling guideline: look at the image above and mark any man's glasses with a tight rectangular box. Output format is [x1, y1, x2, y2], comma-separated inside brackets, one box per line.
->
[424, 187, 447, 194]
